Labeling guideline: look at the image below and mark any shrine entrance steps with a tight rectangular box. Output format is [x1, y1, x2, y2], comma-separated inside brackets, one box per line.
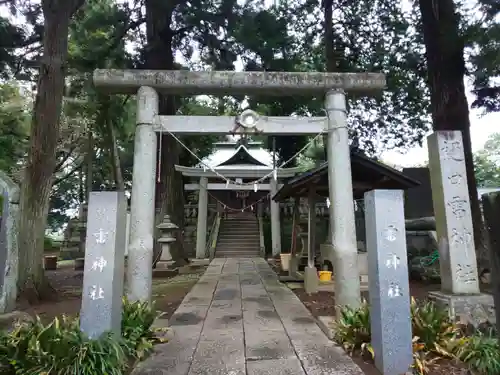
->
[215, 212, 261, 258]
[132, 258, 365, 375]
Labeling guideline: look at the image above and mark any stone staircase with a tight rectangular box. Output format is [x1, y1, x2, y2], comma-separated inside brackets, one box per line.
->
[215, 212, 261, 258]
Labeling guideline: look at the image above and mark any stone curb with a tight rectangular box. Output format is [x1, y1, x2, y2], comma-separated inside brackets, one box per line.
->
[316, 315, 335, 340]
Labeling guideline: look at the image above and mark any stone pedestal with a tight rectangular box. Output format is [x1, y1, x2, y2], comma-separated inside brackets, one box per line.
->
[429, 291, 495, 327]
[304, 266, 318, 294]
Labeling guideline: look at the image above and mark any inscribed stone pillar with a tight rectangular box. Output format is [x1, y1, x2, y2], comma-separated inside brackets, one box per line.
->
[325, 89, 361, 308]
[481, 192, 500, 334]
[80, 192, 127, 339]
[270, 176, 282, 256]
[427, 131, 479, 294]
[196, 176, 208, 259]
[127, 86, 158, 302]
[0, 171, 19, 314]
[365, 190, 412, 375]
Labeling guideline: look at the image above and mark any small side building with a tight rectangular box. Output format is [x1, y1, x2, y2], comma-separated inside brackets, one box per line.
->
[272, 150, 420, 278]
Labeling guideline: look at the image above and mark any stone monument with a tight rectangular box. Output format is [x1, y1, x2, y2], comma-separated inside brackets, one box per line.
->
[427, 131, 494, 325]
[364, 189, 412, 375]
[481, 191, 500, 334]
[0, 171, 19, 314]
[80, 192, 127, 339]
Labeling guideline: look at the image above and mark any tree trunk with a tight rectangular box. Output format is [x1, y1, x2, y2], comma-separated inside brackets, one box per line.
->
[418, 0, 489, 272]
[107, 117, 125, 191]
[85, 128, 93, 198]
[322, 0, 334, 161]
[17, 0, 85, 300]
[145, 0, 188, 266]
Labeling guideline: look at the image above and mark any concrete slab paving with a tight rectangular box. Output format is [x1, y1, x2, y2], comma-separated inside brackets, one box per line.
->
[132, 258, 365, 375]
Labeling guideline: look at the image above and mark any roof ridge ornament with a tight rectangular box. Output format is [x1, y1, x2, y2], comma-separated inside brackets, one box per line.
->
[231, 109, 263, 136]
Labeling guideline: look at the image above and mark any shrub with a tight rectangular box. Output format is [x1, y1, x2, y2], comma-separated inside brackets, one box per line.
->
[449, 332, 500, 375]
[332, 299, 463, 375]
[0, 315, 127, 375]
[332, 301, 372, 356]
[121, 298, 166, 360]
[410, 298, 458, 356]
[0, 299, 166, 374]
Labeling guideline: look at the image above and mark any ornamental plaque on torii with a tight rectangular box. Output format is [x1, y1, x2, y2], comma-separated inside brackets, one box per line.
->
[93, 69, 386, 309]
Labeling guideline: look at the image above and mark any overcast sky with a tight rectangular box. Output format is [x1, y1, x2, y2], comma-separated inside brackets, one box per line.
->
[381, 90, 498, 167]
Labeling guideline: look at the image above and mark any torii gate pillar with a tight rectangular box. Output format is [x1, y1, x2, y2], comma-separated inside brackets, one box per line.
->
[127, 86, 158, 302]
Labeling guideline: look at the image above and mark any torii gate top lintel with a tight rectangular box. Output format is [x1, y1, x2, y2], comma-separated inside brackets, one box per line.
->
[93, 69, 386, 96]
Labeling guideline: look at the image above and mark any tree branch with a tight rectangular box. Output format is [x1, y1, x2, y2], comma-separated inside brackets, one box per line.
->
[104, 17, 146, 58]
[53, 161, 83, 186]
[54, 144, 78, 173]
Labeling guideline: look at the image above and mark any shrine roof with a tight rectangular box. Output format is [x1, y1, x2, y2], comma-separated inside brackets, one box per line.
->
[273, 151, 420, 201]
[216, 145, 268, 167]
[201, 143, 274, 169]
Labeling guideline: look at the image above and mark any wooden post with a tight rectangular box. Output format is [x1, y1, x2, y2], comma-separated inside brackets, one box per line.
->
[291, 198, 300, 256]
[304, 189, 318, 293]
[480, 192, 500, 338]
[307, 189, 316, 269]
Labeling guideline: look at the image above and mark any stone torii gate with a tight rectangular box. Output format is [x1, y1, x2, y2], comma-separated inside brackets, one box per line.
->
[93, 69, 386, 309]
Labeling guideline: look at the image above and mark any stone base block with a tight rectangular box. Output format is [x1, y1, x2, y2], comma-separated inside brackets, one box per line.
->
[60, 248, 84, 260]
[316, 315, 335, 340]
[288, 255, 299, 276]
[304, 266, 318, 294]
[74, 258, 85, 271]
[428, 291, 495, 327]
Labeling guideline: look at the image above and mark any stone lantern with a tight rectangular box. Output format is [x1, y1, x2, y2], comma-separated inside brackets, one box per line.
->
[156, 215, 178, 261]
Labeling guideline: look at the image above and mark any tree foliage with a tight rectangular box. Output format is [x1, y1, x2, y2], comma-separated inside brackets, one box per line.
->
[474, 133, 500, 188]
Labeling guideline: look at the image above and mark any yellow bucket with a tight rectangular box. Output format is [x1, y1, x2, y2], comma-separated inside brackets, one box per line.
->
[318, 271, 332, 282]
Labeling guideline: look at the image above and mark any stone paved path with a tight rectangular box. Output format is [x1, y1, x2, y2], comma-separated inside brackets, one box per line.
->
[133, 258, 365, 375]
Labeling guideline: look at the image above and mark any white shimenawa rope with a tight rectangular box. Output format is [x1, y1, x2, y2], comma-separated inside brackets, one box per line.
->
[154, 114, 330, 211]
[156, 123, 325, 186]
